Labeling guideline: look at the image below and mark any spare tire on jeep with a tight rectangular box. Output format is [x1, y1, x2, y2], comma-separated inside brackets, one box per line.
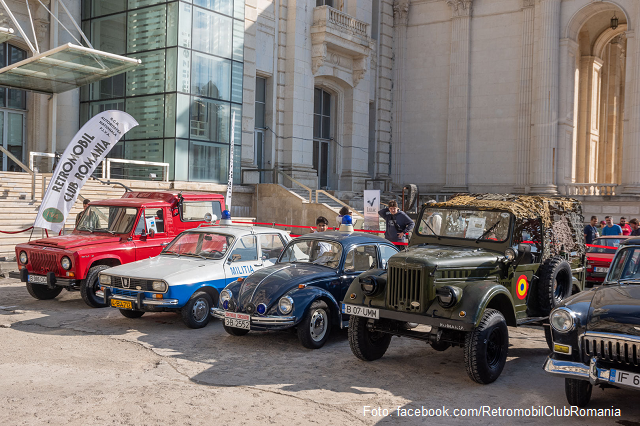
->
[537, 256, 572, 314]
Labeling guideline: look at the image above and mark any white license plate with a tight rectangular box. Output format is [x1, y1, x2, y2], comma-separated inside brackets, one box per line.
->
[609, 369, 640, 388]
[342, 303, 379, 319]
[594, 267, 609, 273]
[27, 275, 48, 284]
[224, 312, 250, 329]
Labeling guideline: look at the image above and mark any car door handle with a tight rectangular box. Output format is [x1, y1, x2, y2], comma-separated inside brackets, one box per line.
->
[254, 263, 263, 267]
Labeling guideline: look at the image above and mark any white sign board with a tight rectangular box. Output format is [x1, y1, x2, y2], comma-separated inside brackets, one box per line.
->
[33, 111, 138, 232]
[364, 190, 380, 230]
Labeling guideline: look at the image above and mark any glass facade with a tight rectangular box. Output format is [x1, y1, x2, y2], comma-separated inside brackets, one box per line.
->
[80, 0, 244, 182]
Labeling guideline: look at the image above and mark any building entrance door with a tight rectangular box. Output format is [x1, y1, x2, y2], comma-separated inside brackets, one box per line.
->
[0, 110, 25, 171]
[313, 140, 328, 188]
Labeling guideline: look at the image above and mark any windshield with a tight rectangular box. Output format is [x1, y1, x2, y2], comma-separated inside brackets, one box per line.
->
[76, 206, 138, 234]
[607, 247, 640, 283]
[587, 238, 625, 255]
[417, 208, 511, 242]
[278, 239, 343, 269]
[163, 232, 234, 259]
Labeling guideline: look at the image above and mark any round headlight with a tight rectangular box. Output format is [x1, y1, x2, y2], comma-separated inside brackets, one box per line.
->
[19, 251, 28, 265]
[220, 289, 232, 302]
[360, 276, 378, 296]
[550, 308, 575, 332]
[278, 296, 293, 315]
[61, 256, 71, 270]
[99, 274, 111, 285]
[436, 286, 458, 308]
[152, 281, 167, 292]
[504, 248, 516, 262]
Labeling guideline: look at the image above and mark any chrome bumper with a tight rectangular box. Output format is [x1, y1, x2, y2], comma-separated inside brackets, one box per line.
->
[544, 356, 640, 391]
[211, 307, 296, 325]
[102, 291, 179, 307]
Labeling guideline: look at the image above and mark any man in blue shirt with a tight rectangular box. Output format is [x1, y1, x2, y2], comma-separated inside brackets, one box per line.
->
[601, 215, 622, 236]
[583, 215, 599, 245]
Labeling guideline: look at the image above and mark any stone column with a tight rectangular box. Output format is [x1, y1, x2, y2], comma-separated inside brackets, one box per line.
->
[529, 0, 560, 194]
[600, 39, 623, 184]
[576, 56, 602, 183]
[515, 0, 535, 192]
[391, 0, 409, 184]
[443, 0, 473, 193]
[557, 37, 579, 193]
[621, 24, 640, 193]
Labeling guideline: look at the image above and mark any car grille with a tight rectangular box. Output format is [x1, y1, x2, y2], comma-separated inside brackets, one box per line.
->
[583, 333, 640, 366]
[112, 288, 140, 297]
[109, 276, 154, 292]
[30, 252, 58, 273]
[387, 265, 423, 312]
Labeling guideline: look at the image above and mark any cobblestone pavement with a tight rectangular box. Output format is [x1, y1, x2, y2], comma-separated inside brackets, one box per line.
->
[0, 276, 638, 426]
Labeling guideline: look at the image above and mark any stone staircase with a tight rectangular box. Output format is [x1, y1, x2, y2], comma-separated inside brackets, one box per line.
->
[288, 187, 364, 217]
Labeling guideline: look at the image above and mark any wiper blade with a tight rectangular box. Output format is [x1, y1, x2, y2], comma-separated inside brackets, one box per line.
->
[422, 221, 440, 240]
[618, 278, 640, 284]
[476, 219, 502, 243]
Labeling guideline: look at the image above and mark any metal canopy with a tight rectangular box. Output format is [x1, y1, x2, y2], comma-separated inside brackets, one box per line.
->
[0, 43, 141, 94]
[0, 26, 15, 44]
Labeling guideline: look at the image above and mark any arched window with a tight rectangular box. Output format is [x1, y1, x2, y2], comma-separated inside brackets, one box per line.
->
[0, 43, 27, 172]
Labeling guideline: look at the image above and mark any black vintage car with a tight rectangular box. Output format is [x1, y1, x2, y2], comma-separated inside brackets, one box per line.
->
[544, 237, 640, 406]
[211, 231, 399, 349]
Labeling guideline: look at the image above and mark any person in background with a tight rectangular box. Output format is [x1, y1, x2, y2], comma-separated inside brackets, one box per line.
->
[619, 216, 632, 236]
[601, 216, 622, 236]
[583, 215, 599, 245]
[312, 216, 329, 233]
[336, 206, 352, 228]
[599, 220, 606, 230]
[75, 199, 90, 227]
[629, 218, 640, 237]
[378, 200, 414, 243]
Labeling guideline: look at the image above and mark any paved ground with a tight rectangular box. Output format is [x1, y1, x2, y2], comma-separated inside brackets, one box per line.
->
[0, 274, 638, 426]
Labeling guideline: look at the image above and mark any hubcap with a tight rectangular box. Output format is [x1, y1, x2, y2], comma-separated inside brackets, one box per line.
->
[309, 309, 327, 342]
[192, 298, 209, 322]
[486, 329, 503, 368]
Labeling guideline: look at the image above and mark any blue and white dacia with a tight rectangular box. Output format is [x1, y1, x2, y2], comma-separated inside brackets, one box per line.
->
[98, 225, 291, 328]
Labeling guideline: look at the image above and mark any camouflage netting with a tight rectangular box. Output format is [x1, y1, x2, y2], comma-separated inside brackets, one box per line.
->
[428, 194, 585, 259]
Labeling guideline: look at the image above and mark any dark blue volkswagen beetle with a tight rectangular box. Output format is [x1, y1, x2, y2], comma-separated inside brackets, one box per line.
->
[211, 231, 399, 348]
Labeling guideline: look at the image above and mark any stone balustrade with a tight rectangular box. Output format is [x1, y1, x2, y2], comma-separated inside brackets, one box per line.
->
[313, 5, 369, 38]
[561, 183, 618, 196]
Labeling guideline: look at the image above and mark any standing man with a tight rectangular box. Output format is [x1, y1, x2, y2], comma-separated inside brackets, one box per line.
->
[75, 199, 91, 227]
[583, 216, 599, 245]
[619, 217, 632, 236]
[601, 216, 622, 236]
[629, 218, 640, 236]
[379, 200, 415, 243]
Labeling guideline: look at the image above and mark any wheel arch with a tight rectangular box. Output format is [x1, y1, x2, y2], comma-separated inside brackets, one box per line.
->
[89, 256, 122, 269]
[484, 293, 517, 327]
[195, 285, 220, 306]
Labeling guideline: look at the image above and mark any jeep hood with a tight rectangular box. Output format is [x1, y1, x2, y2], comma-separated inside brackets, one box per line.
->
[586, 284, 640, 336]
[388, 244, 502, 269]
[237, 263, 336, 308]
[29, 233, 121, 249]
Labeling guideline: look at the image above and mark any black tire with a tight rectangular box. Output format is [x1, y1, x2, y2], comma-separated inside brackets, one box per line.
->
[464, 308, 509, 384]
[81, 265, 110, 308]
[348, 316, 392, 361]
[543, 324, 554, 352]
[429, 339, 451, 352]
[25, 282, 63, 300]
[119, 309, 145, 319]
[537, 256, 572, 315]
[565, 378, 592, 407]
[297, 300, 332, 349]
[180, 291, 213, 329]
[223, 323, 250, 336]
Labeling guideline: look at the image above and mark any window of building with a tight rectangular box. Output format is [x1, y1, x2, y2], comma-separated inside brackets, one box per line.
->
[0, 43, 27, 172]
[316, 0, 334, 7]
[255, 77, 266, 129]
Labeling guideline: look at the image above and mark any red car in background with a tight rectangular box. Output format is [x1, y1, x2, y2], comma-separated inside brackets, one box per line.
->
[585, 235, 629, 287]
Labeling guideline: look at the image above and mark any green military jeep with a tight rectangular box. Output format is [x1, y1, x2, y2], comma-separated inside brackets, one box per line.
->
[343, 194, 585, 384]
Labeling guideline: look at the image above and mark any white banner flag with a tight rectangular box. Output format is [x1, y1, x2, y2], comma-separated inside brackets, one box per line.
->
[225, 111, 236, 210]
[34, 110, 138, 232]
[364, 190, 381, 230]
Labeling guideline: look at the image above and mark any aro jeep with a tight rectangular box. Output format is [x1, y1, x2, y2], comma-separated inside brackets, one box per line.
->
[13, 191, 224, 308]
[343, 194, 586, 384]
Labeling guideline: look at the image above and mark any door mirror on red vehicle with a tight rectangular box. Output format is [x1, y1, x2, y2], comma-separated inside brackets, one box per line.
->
[148, 229, 155, 238]
[140, 229, 147, 241]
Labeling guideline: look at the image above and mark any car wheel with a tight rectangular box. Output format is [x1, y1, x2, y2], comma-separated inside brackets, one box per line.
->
[464, 308, 509, 384]
[348, 316, 392, 361]
[565, 378, 592, 407]
[25, 282, 63, 300]
[81, 265, 110, 308]
[223, 323, 250, 336]
[297, 300, 332, 349]
[181, 291, 213, 329]
[543, 324, 554, 352]
[537, 256, 572, 315]
[119, 309, 145, 319]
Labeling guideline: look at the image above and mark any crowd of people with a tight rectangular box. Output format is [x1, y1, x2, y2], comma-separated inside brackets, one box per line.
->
[584, 215, 640, 244]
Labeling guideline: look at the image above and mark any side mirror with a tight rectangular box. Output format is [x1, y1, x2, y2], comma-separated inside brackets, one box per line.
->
[517, 243, 531, 255]
[140, 229, 147, 241]
[148, 229, 155, 238]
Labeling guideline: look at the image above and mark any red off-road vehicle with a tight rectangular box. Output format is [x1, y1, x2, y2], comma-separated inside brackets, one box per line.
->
[12, 191, 224, 307]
